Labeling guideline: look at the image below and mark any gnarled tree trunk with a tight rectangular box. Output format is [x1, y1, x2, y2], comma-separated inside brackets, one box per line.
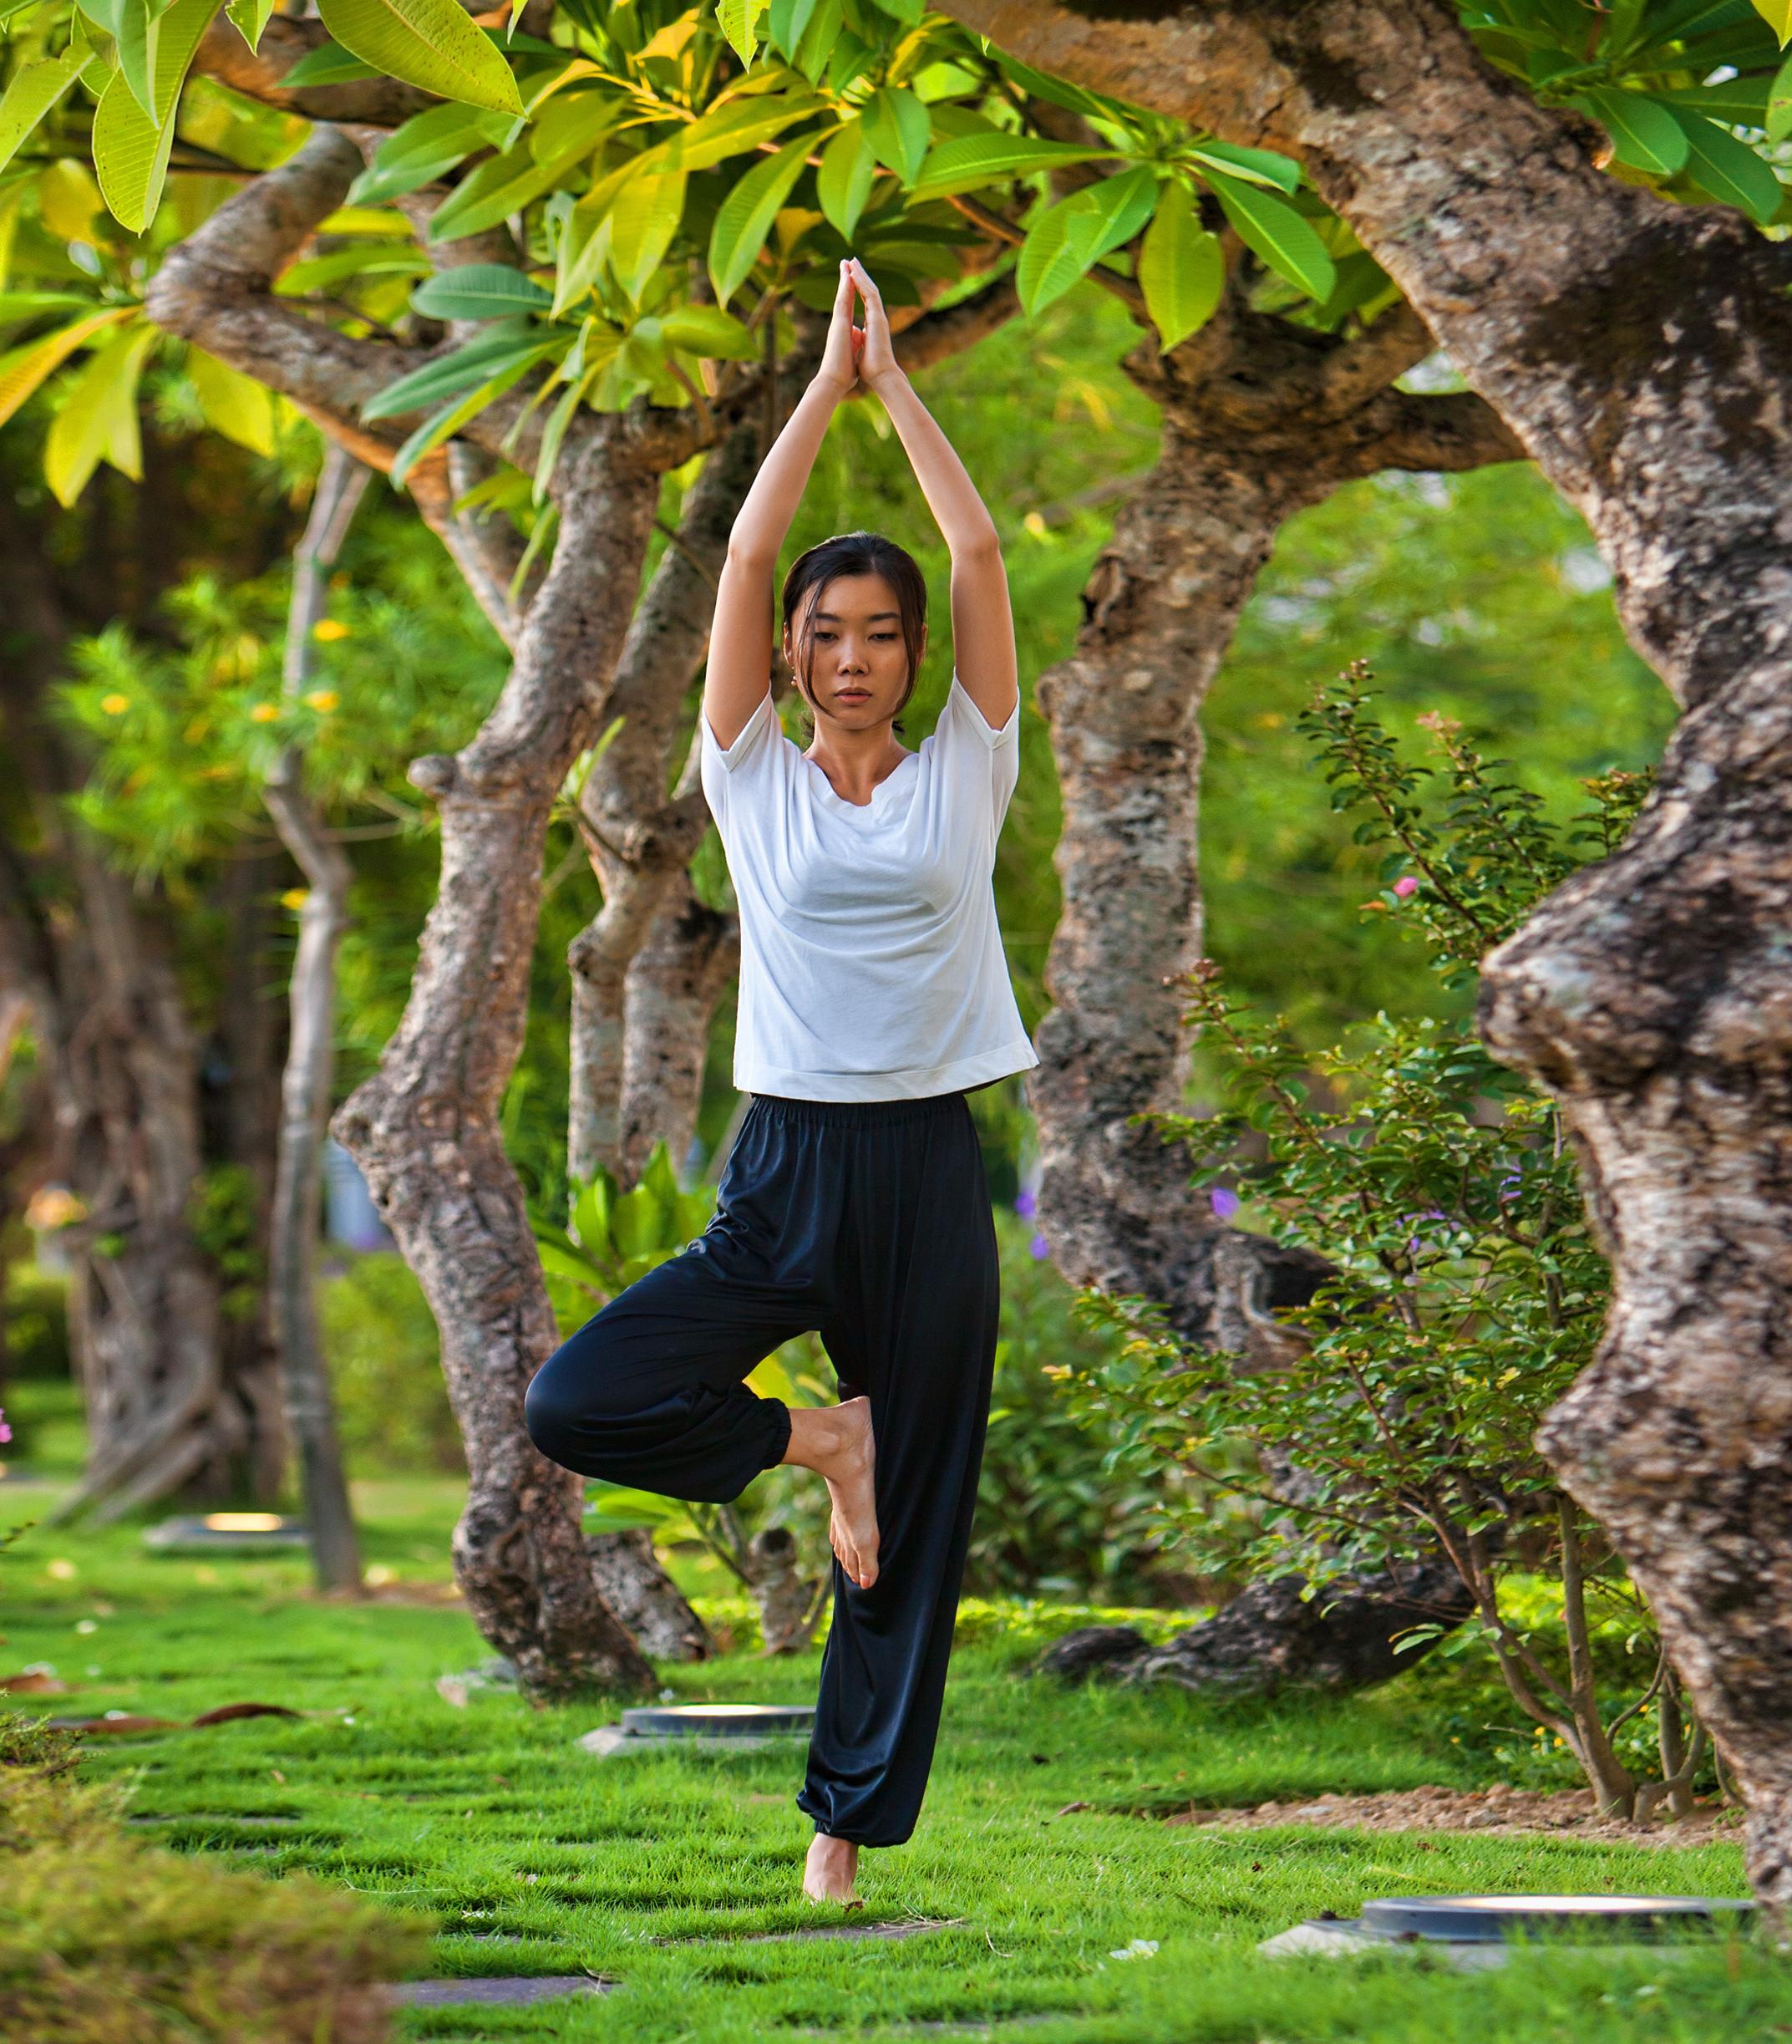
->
[1030, 293, 1517, 1687]
[942, 0, 1792, 1905]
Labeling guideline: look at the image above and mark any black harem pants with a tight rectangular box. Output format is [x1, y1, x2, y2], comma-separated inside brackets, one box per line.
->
[523, 1088, 999, 1848]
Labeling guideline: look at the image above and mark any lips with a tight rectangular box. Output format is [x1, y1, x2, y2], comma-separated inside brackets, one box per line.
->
[836, 690, 870, 702]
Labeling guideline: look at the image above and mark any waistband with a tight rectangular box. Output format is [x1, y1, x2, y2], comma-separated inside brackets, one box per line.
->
[746, 1090, 968, 1129]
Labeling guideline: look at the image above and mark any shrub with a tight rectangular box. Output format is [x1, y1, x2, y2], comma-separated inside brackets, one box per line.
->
[0, 1711, 430, 2044]
[1057, 664, 1703, 1820]
[3, 1266, 70, 1382]
[317, 1251, 462, 1476]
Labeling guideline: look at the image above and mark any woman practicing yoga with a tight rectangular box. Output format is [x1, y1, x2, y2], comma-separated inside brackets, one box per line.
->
[524, 256, 1038, 1908]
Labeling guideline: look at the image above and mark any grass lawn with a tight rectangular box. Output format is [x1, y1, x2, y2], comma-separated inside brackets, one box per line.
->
[0, 1462, 1777, 2043]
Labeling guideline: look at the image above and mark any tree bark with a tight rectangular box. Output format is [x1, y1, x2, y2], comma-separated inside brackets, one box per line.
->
[262, 445, 371, 1596]
[942, 0, 1792, 1904]
[1027, 288, 1519, 1686]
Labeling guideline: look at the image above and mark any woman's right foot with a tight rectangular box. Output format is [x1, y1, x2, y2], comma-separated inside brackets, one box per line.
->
[821, 1396, 880, 1589]
[779, 1396, 880, 1589]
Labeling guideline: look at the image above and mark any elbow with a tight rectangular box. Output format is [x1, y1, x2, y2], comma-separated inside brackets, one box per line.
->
[952, 527, 1004, 568]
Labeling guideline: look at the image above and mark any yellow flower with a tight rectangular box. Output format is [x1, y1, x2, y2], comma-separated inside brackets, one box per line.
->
[99, 693, 130, 715]
[1023, 511, 1048, 538]
[312, 618, 352, 643]
[249, 703, 280, 723]
[281, 888, 309, 911]
[303, 689, 339, 712]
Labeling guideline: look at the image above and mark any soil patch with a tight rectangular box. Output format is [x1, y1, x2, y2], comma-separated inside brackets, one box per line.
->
[1110, 1784, 1741, 1843]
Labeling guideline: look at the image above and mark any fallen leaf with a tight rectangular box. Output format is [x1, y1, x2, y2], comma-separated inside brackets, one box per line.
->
[0, 1670, 70, 1694]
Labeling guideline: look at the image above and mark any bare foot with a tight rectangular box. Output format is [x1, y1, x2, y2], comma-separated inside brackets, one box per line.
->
[803, 1831, 864, 1908]
[781, 1396, 880, 1589]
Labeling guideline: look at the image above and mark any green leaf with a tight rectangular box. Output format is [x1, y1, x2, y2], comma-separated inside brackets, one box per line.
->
[1073, 163, 1159, 260]
[607, 162, 686, 303]
[910, 130, 1108, 203]
[1571, 87, 1688, 175]
[277, 38, 380, 84]
[1184, 140, 1299, 193]
[1664, 103, 1784, 220]
[659, 91, 817, 172]
[816, 115, 876, 242]
[658, 302, 757, 358]
[114, 0, 162, 125]
[187, 344, 276, 454]
[0, 33, 91, 178]
[1750, 0, 1790, 45]
[410, 262, 552, 321]
[361, 323, 546, 419]
[224, 0, 277, 51]
[1769, 48, 1792, 140]
[425, 140, 558, 241]
[860, 84, 929, 186]
[389, 339, 556, 487]
[44, 317, 155, 505]
[551, 154, 637, 317]
[91, 0, 218, 233]
[707, 131, 811, 306]
[767, 0, 815, 56]
[1137, 177, 1223, 351]
[1201, 165, 1336, 301]
[315, 0, 523, 115]
[1015, 168, 1157, 318]
[0, 304, 132, 426]
[1647, 75, 1776, 123]
[348, 101, 515, 205]
[717, 0, 764, 65]
[1013, 198, 1088, 318]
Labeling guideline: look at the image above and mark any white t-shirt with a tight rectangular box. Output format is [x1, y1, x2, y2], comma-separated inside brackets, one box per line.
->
[698, 671, 1041, 1102]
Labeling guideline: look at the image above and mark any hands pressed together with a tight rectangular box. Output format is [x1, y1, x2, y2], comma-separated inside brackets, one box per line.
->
[817, 257, 901, 402]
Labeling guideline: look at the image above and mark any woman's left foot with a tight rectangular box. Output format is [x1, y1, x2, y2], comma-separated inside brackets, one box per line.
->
[803, 1831, 863, 1908]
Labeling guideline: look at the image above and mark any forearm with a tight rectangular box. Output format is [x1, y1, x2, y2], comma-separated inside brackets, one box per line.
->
[728, 376, 841, 563]
[870, 369, 1001, 557]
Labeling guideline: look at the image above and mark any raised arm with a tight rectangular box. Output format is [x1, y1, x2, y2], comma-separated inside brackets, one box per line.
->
[849, 258, 1018, 732]
[703, 262, 861, 752]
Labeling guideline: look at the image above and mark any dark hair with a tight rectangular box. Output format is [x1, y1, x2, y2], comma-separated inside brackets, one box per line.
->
[780, 531, 926, 739]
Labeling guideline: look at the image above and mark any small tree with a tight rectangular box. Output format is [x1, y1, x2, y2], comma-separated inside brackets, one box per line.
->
[1057, 662, 1708, 1820]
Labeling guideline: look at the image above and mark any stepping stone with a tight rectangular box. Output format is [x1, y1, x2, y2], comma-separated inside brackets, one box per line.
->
[578, 1703, 813, 1759]
[127, 1813, 301, 1828]
[144, 1513, 309, 1553]
[385, 1975, 617, 2007]
[661, 1917, 967, 1946]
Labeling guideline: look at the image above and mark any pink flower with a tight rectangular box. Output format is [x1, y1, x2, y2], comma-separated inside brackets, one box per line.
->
[0, 1411, 11, 1444]
[1391, 875, 1420, 899]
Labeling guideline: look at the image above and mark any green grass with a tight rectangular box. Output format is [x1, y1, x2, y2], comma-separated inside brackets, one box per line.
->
[0, 1471, 1775, 2042]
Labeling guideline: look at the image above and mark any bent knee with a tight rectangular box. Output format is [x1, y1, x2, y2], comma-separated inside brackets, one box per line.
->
[523, 1354, 590, 1464]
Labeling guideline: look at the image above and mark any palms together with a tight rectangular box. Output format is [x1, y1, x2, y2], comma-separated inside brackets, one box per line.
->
[819, 258, 898, 398]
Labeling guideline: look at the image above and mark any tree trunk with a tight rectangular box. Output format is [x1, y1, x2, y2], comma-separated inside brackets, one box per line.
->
[331, 425, 665, 1697]
[0, 471, 289, 1522]
[585, 1530, 711, 1663]
[1026, 294, 1519, 1687]
[262, 445, 371, 1596]
[620, 876, 740, 1190]
[940, 0, 1792, 1904]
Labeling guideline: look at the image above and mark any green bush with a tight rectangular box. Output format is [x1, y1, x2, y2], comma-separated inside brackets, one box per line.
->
[0, 1711, 430, 2044]
[967, 1210, 1216, 1604]
[317, 1251, 462, 1477]
[3, 1266, 69, 1382]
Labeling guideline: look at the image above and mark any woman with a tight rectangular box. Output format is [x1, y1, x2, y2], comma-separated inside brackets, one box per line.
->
[525, 257, 1038, 1909]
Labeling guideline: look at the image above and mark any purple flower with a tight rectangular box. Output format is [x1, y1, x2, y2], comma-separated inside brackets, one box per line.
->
[1209, 1186, 1241, 1221]
[1014, 1188, 1038, 1218]
[1499, 1172, 1522, 1201]
[1029, 1232, 1050, 1261]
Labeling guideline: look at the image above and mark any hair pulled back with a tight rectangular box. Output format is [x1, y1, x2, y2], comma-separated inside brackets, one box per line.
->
[781, 531, 926, 739]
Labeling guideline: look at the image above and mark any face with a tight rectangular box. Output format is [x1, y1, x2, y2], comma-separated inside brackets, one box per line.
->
[785, 572, 924, 730]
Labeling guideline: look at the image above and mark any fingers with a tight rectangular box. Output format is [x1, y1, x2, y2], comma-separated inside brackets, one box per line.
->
[847, 257, 886, 325]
